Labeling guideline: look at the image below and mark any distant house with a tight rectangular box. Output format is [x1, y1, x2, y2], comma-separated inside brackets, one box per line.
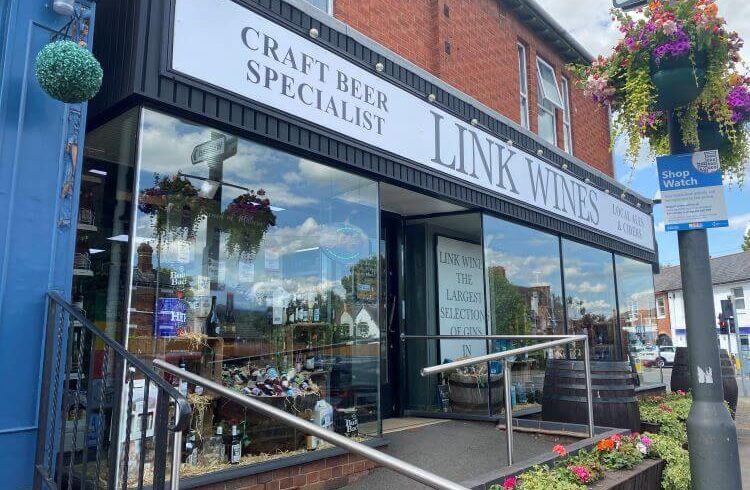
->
[654, 250, 750, 353]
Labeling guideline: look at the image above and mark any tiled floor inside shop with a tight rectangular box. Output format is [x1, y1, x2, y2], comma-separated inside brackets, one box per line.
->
[344, 419, 579, 489]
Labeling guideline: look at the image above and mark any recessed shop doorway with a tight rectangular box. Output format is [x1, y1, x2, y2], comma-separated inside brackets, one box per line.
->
[379, 183, 484, 421]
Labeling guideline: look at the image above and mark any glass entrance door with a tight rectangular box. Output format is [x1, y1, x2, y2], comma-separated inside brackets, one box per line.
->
[380, 212, 402, 419]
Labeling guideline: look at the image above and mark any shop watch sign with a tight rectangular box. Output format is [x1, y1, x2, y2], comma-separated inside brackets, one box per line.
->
[171, 0, 655, 251]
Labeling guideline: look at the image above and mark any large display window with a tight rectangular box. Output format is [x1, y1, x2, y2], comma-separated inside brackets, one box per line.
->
[562, 239, 619, 360]
[615, 255, 662, 385]
[78, 107, 380, 479]
[483, 216, 566, 414]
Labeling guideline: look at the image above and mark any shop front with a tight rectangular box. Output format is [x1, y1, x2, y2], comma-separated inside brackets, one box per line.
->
[77, 0, 659, 484]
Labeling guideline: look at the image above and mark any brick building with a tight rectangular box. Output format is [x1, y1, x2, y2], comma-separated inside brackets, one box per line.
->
[31, 0, 657, 488]
[334, 0, 613, 174]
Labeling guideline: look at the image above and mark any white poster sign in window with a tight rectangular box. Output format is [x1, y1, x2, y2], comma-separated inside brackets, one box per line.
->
[171, 0, 655, 252]
[436, 236, 487, 361]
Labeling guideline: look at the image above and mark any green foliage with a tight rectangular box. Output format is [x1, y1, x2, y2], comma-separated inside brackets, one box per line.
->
[488, 268, 532, 336]
[35, 40, 102, 103]
[568, 1, 749, 182]
[488, 466, 586, 490]
[599, 437, 643, 470]
[648, 433, 691, 490]
[639, 392, 691, 444]
[743, 228, 750, 251]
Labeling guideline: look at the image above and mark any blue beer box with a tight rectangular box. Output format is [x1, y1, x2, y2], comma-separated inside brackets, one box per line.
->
[156, 298, 187, 337]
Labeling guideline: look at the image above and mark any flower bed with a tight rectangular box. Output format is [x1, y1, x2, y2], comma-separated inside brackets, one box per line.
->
[487, 392, 696, 490]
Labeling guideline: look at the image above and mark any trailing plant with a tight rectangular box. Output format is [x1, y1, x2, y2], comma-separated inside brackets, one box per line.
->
[221, 189, 277, 259]
[138, 174, 212, 241]
[639, 391, 691, 443]
[569, 0, 748, 184]
[646, 433, 691, 490]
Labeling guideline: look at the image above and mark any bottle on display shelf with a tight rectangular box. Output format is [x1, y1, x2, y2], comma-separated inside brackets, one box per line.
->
[184, 430, 198, 466]
[203, 425, 225, 464]
[229, 425, 241, 464]
[178, 358, 188, 396]
[206, 295, 221, 337]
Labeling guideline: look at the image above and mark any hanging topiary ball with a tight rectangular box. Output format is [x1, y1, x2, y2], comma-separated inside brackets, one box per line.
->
[35, 40, 103, 103]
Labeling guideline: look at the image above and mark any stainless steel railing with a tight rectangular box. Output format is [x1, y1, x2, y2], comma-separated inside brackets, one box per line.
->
[405, 334, 595, 466]
[153, 359, 470, 490]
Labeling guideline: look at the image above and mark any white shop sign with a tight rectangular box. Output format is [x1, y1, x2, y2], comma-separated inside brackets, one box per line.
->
[171, 0, 655, 251]
[436, 236, 487, 361]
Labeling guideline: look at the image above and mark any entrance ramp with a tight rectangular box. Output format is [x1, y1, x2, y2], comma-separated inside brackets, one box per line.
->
[344, 419, 577, 490]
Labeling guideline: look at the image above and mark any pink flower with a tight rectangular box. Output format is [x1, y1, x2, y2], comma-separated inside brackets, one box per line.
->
[641, 435, 652, 447]
[676, 389, 686, 396]
[502, 476, 517, 489]
[552, 444, 567, 456]
[611, 434, 622, 443]
[570, 465, 592, 483]
[661, 19, 678, 35]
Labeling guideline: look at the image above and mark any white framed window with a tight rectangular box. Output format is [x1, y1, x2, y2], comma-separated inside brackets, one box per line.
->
[732, 287, 745, 310]
[561, 76, 573, 154]
[536, 58, 564, 109]
[656, 296, 666, 318]
[537, 79, 557, 145]
[517, 43, 530, 129]
[303, 0, 333, 14]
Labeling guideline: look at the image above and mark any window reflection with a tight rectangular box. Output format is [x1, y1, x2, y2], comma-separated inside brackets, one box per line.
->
[562, 239, 619, 360]
[483, 216, 565, 413]
[616, 255, 659, 385]
[129, 109, 379, 472]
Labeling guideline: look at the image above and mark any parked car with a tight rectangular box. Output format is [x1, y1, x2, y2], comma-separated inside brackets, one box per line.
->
[640, 346, 676, 368]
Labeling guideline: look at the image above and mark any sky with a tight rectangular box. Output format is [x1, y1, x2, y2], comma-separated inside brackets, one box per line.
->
[536, 0, 750, 265]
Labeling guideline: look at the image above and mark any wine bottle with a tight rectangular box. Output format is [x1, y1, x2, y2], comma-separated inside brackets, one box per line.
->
[178, 359, 188, 396]
[229, 425, 241, 464]
[205, 296, 221, 337]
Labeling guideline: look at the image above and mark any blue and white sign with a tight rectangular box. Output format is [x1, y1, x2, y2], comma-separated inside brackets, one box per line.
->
[657, 150, 728, 231]
[156, 298, 188, 337]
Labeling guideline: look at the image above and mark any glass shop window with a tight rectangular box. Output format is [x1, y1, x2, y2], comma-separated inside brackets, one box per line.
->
[126, 108, 379, 477]
[562, 239, 619, 361]
[615, 255, 660, 385]
[483, 215, 566, 414]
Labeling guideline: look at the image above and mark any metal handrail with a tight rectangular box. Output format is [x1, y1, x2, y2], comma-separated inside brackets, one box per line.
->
[47, 292, 193, 432]
[153, 359, 470, 490]
[407, 334, 595, 465]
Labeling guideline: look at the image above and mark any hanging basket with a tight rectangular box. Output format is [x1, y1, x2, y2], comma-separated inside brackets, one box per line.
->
[650, 51, 707, 110]
[696, 119, 729, 152]
[35, 40, 103, 103]
[221, 190, 276, 259]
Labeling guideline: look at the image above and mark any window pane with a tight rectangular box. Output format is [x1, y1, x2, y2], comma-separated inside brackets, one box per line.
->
[616, 256, 660, 386]
[562, 239, 619, 360]
[483, 215, 565, 413]
[518, 45, 528, 94]
[131, 109, 380, 475]
[537, 106, 556, 145]
[536, 60, 564, 108]
[520, 96, 529, 129]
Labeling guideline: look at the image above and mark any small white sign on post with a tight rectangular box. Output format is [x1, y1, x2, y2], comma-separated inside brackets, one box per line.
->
[436, 236, 487, 361]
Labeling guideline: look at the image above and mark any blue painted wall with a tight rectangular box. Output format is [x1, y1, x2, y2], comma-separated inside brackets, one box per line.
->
[0, 1, 94, 488]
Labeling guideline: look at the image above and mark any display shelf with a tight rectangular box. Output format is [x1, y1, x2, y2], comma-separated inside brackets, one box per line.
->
[82, 174, 103, 184]
[77, 223, 98, 232]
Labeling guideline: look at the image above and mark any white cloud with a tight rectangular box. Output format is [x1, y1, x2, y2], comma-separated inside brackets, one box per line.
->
[569, 281, 608, 293]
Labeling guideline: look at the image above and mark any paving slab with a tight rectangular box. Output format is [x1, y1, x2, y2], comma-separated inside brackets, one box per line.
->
[345, 420, 577, 489]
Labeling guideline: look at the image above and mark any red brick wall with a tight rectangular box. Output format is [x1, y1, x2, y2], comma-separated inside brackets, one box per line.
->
[656, 292, 672, 339]
[334, 0, 613, 176]
[194, 454, 377, 490]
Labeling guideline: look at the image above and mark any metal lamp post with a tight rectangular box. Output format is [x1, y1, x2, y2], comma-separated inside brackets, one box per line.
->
[667, 114, 742, 490]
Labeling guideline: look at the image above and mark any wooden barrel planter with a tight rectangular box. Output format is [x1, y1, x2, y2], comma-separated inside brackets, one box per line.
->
[671, 347, 738, 415]
[542, 359, 640, 432]
[447, 372, 504, 412]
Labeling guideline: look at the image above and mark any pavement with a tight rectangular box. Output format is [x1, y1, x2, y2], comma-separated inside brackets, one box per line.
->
[737, 382, 750, 489]
[344, 419, 576, 489]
